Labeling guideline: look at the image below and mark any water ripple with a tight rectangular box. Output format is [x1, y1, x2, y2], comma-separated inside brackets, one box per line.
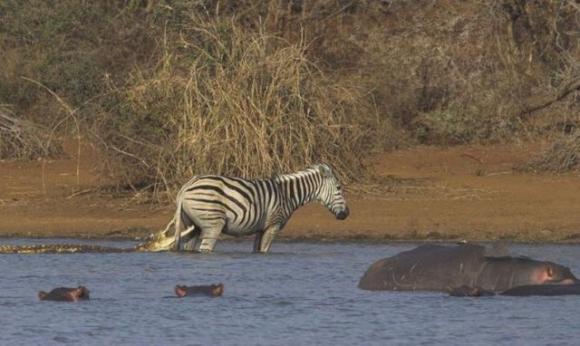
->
[0, 240, 579, 345]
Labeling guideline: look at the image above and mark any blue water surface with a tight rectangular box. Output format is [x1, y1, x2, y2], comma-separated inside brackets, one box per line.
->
[0, 239, 579, 346]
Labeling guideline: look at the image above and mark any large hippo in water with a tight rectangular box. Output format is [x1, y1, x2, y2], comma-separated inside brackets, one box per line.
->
[358, 244, 578, 294]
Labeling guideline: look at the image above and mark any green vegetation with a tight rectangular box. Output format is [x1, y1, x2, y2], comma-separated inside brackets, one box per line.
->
[0, 1, 578, 191]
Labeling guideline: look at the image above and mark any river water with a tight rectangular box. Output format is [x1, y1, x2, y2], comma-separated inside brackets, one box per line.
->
[0, 239, 579, 346]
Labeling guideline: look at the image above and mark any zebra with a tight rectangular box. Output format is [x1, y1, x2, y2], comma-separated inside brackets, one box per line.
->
[171, 164, 349, 253]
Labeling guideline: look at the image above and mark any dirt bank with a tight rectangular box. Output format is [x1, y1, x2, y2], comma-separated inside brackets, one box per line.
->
[1, 142, 579, 242]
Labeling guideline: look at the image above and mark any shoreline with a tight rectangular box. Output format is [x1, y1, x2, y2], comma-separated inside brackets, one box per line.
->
[0, 233, 579, 245]
[2, 142, 580, 244]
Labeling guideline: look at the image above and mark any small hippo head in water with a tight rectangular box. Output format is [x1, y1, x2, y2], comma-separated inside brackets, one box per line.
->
[175, 283, 224, 298]
[38, 286, 90, 302]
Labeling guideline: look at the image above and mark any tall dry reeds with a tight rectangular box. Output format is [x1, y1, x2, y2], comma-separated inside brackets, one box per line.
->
[94, 16, 386, 194]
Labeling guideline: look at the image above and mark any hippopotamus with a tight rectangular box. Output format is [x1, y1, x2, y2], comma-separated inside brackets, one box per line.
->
[175, 283, 224, 298]
[38, 286, 90, 302]
[358, 244, 578, 294]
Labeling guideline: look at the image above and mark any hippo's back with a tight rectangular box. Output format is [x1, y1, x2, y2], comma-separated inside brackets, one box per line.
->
[358, 244, 486, 291]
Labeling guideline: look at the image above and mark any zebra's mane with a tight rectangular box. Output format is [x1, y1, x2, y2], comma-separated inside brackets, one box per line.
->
[273, 167, 319, 182]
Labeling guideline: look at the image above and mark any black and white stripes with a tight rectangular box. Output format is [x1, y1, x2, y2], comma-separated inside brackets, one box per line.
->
[172, 164, 349, 253]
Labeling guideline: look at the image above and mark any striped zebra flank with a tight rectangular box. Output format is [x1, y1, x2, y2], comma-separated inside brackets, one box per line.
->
[171, 164, 349, 253]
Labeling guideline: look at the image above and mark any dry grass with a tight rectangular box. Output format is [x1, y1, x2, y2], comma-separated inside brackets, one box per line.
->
[524, 133, 580, 173]
[94, 16, 388, 195]
[0, 105, 62, 160]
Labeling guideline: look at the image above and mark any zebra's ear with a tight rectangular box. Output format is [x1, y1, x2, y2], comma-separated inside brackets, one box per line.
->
[318, 163, 333, 177]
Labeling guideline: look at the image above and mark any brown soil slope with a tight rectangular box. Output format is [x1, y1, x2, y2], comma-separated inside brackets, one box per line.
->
[0, 142, 579, 242]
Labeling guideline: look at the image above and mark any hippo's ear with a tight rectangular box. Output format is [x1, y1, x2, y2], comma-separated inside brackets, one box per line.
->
[547, 266, 554, 278]
[175, 285, 187, 298]
[212, 284, 224, 296]
[78, 286, 89, 298]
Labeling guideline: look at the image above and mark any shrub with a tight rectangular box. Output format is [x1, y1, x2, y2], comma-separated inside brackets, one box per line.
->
[0, 105, 62, 160]
[525, 133, 580, 173]
[94, 16, 386, 192]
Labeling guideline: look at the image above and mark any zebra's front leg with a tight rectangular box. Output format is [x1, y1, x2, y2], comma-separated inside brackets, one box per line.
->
[194, 220, 225, 253]
[253, 224, 281, 254]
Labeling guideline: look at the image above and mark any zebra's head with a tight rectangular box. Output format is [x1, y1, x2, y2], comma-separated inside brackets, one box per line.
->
[313, 164, 349, 220]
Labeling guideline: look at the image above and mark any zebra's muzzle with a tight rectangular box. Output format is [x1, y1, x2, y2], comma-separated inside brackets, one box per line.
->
[336, 207, 349, 220]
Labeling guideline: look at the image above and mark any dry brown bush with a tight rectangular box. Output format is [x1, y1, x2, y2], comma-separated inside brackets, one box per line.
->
[0, 105, 62, 160]
[525, 133, 580, 173]
[93, 16, 392, 194]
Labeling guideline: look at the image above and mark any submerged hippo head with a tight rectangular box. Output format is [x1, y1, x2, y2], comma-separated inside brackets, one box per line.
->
[175, 283, 224, 298]
[38, 286, 90, 302]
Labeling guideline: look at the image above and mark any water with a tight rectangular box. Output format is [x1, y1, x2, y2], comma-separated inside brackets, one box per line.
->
[0, 240, 579, 346]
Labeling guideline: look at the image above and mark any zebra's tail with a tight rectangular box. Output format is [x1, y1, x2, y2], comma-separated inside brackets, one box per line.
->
[173, 176, 198, 251]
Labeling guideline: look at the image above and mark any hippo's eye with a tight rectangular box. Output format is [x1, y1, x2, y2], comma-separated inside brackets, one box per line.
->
[547, 266, 554, 278]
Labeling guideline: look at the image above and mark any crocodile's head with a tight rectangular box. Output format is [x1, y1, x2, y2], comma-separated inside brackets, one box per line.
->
[135, 220, 199, 252]
[136, 231, 175, 252]
[135, 224, 175, 252]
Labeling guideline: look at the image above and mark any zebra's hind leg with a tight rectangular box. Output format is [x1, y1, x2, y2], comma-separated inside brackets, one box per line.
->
[254, 225, 280, 254]
[193, 220, 225, 253]
[180, 226, 198, 251]
[253, 232, 264, 253]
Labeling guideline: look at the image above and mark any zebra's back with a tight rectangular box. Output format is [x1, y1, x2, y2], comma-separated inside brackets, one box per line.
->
[180, 175, 278, 235]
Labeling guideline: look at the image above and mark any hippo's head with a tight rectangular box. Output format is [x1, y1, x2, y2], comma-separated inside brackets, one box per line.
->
[38, 286, 90, 302]
[481, 257, 579, 291]
[175, 283, 224, 298]
[534, 262, 578, 285]
[71, 286, 90, 301]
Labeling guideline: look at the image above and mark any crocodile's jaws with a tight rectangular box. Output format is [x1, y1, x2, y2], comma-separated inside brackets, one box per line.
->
[0, 220, 178, 254]
[134, 219, 176, 252]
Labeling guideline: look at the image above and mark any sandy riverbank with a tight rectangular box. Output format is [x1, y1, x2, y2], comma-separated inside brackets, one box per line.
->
[1, 142, 579, 243]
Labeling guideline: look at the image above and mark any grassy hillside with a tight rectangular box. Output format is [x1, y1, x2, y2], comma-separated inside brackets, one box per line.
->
[0, 0, 578, 192]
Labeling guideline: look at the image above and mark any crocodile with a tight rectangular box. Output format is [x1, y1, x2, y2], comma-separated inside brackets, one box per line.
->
[0, 220, 179, 254]
[0, 243, 130, 254]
